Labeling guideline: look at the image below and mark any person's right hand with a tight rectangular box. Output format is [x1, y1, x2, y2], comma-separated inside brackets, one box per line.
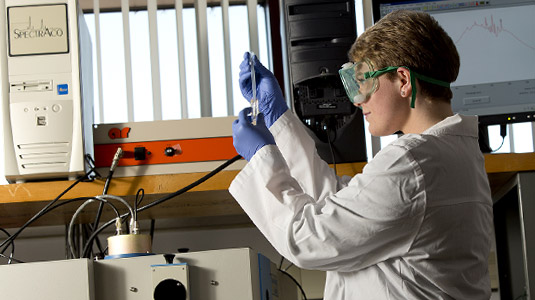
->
[239, 52, 288, 128]
[232, 107, 275, 161]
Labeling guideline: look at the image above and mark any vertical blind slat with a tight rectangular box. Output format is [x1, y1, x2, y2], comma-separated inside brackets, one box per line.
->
[221, 0, 233, 116]
[93, 0, 104, 123]
[121, 0, 134, 122]
[195, 0, 212, 117]
[508, 124, 515, 152]
[175, 0, 188, 119]
[148, 0, 163, 120]
[532, 123, 535, 151]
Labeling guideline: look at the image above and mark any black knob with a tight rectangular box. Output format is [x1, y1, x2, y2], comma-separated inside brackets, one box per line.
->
[163, 254, 175, 264]
[154, 279, 187, 300]
[164, 147, 175, 157]
[134, 147, 146, 160]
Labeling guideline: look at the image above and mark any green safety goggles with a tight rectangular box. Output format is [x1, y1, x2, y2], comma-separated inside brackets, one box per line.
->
[338, 59, 450, 108]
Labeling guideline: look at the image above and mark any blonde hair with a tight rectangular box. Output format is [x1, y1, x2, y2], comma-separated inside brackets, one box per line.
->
[348, 10, 459, 101]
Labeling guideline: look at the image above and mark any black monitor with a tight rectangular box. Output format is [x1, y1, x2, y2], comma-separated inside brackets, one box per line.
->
[371, 0, 535, 127]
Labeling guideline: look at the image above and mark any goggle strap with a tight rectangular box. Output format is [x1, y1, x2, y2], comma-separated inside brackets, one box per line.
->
[409, 69, 451, 108]
[412, 71, 451, 88]
[364, 66, 398, 80]
[409, 71, 417, 108]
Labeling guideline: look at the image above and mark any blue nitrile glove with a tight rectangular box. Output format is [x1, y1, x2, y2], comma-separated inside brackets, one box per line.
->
[239, 52, 288, 128]
[232, 107, 275, 161]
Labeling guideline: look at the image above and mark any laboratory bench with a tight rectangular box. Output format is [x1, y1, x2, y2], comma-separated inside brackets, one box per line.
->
[0, 152, 534, 229]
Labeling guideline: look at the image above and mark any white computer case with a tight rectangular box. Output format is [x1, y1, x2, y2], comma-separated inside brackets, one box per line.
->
[0, 0, 93, 183]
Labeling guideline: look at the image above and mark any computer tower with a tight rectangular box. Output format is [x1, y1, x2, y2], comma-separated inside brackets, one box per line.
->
[0, 0, 93, 183]
[281, 0, 367, 164]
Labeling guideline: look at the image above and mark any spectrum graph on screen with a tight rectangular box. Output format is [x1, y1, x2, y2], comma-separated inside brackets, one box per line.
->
[433, 5, 535, 87]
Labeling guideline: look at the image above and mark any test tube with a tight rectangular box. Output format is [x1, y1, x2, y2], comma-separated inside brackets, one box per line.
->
[250, 52, 259, 125]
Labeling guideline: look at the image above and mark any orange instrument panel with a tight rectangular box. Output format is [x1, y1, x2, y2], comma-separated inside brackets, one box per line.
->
[94, 137, 238, 168]
[92, 117, 245, 176]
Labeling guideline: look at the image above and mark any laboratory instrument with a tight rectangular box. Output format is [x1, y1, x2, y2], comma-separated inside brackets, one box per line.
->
[93, 116, 245, 177]
[0, 248, 298, 300]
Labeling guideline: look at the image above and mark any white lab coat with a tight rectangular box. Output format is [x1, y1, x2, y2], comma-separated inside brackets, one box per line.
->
[229, 111, 493, 299]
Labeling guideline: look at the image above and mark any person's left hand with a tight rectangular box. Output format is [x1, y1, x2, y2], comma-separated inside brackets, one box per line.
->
[232, 107, 275, 161]
[238, 52, 287, 128]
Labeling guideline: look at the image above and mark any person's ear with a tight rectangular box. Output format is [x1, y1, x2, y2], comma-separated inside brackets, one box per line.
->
[397, 67, 412, 98]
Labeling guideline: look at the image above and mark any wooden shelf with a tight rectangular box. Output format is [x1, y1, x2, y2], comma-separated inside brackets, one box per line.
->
[1, 153, 533, 229]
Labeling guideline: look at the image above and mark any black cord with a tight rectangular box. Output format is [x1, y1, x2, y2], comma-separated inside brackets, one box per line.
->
[136, 189, 145, 207]
[149, 219, 156, 245]
[0, 169, 95, 254]
[491, 136, 506, 152]
[491, 124, 507, 153]
[0, 228, 15, 264]
[88, 147, 123, 256]
[82, 154, 242, 258]
[92, 228, 105, 257]
[278, 256, 308, 299]
[135, 188, 145, 212]
[133, 154, 242, 212]
[88, 169, 115, 253]
[279, 269, 308, 300]
[0, 253, 24, 263]
[325, 121, 338, 174]
[85, 154, 101, 179]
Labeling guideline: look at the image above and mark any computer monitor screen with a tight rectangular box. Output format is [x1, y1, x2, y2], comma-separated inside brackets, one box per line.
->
[372, 0, 535, 126]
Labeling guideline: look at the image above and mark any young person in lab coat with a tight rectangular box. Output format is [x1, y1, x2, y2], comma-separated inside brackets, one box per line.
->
[230, 10, 493, 299]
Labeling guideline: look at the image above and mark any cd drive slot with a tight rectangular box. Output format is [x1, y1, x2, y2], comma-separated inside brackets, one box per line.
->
[10, 80, 53, 92]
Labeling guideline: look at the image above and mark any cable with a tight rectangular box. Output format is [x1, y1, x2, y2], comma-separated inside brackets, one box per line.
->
[326, 128, 337, 174]
[90, 148, 123, 252]
[283, 262, 294, 272]
[279, 269, 308, 300]
[278, 256, 308, 299]
[97, 194, 136, 233]
[68, 198, 121, 258]
[0, 253, 24, 264]
[149, 219, 156, 245]
[1, 194, 116, 260]
[0, 169, 95, 255]
[325, 118, 338, 174]
[131, 154, 242, 212]
[81, 154, 242, 258]
[491, 124, 507, 153]
[0, 228, 15, 264]
[135, 188, 145, 210]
